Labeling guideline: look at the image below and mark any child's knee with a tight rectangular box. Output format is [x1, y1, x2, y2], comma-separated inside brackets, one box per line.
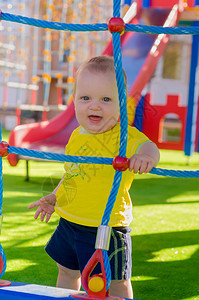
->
[111, 278, 131, 287]
[110, 279, 133, 298]
[57, 263, 81, 280]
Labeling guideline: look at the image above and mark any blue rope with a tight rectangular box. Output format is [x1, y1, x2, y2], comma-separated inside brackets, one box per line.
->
[150, 168, 199, 178]
[6, 146, 199, 178]
[0, 125, 3, 216]
[125, 23, 199, 35]
[112, 32, 128, 157]
[0, 243, 6, 278]
[8, 146, 113, 165]
[102, 250, 111, 290]
[101, 0, 128, 287]
[113, 0, 121, 17]
[0, 12, 107, 32]
[101, 32, 128, 227]
[3, 11, 199, 35]
[0, 124, 6, 278]
[101, 170, 122, 226]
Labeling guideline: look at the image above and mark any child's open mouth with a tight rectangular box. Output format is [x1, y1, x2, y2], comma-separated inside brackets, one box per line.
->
[88, 115, 102, 122]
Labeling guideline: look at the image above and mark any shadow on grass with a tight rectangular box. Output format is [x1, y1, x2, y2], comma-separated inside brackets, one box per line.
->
[2, 230, 198, 299]
[3, 173, 61, 191]
[3, 244, 58, 287]
[130, 176, 199, 299]
[3, 173, 61, 213]
[132, 230, 199, 300]
[130, 176, 199, 206]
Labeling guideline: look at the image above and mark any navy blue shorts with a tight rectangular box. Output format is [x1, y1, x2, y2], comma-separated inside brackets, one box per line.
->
[45, 218, 132, 280]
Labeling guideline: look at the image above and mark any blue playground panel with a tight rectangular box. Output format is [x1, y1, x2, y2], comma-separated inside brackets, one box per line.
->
[0, 282, 80, 300]
[0, 282, 138, 300]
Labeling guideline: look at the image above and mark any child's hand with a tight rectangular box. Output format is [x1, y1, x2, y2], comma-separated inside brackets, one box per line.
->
[129, 154, 155, 174]
[28, 193, 56, 223]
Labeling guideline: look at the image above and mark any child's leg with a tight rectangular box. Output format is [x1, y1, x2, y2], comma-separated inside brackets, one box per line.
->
[109, 279, 133, 298]
[56, 263, 81, 290]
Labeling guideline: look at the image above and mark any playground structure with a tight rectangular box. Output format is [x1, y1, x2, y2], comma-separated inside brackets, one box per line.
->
[6, 0, 199, 173]
[0, 0, 33, 128]
[1, 0, 198, 175]
[0, 0, 112, 127]
[0, 0, 199, 299]
[136, 3, 199, 155]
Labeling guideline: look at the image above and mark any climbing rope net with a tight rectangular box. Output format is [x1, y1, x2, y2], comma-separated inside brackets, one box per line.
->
[0, 0, 199, 295]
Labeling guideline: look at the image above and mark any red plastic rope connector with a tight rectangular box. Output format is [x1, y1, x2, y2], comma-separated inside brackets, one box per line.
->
[0, 142, 9, 157]
[112, 156, 129, 171]
[81, 249, 109, 298]
[0, 254, 3, 275]
[7, 153, 18, 166]
[108, 17, 125, 35]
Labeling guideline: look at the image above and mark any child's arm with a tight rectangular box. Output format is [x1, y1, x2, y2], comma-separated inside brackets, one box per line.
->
[129, 142, 160, 174]
[28, 176, 64, 222]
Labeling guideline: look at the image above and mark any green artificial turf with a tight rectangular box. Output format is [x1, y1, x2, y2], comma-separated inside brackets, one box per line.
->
[1, 128, 199, 300]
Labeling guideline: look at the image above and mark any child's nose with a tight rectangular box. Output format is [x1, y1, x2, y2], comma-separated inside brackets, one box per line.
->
[89, 99, 100, 110]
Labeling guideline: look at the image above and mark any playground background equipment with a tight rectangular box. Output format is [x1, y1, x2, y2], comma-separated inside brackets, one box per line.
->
[2, 0, 199, 165]
[7, 0, 183, 170]
[0, 0, 112, 125]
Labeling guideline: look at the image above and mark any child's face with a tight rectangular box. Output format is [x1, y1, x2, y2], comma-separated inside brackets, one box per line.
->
[74, 68, 120, 134]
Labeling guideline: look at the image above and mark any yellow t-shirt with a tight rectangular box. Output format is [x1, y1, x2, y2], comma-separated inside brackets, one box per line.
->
[55, 123, 150, 227]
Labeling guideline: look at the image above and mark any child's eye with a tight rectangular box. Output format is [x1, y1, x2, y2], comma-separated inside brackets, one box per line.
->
[81, 96, 89, 101]
[103, 97, 111, 102]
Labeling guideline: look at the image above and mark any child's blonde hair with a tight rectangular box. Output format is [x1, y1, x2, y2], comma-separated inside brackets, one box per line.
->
[73, 55, 127, 96]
